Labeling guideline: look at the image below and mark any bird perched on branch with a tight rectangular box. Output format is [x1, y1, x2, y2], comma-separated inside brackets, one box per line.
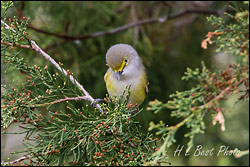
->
[104, 44, 148, 107]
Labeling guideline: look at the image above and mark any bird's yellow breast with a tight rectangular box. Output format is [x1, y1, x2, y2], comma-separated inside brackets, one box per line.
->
[104, 69, 147, 106]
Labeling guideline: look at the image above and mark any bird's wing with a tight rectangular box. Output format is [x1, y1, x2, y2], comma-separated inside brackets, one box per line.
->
[143, 70, 149, 94]
[104, 69, 110, 83]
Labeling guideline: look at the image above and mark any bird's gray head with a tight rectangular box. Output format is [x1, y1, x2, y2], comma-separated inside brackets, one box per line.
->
[106, 44, 142, 80]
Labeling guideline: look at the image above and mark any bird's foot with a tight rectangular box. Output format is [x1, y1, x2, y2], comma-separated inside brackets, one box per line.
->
[91, 98, 105, 107]
[128, 107, 139, 116]
[132, 108, 139, 115]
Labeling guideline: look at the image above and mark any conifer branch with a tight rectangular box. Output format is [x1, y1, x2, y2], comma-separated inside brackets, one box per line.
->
[1, 41, 34, 50]
[1, 20, 103, 113]
[200, 77, 249, 109]
[1, 155, 31, 166]
[32, 96, 92, 108]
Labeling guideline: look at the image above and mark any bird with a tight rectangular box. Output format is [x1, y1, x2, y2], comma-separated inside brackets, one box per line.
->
[104, 44, 148, 107]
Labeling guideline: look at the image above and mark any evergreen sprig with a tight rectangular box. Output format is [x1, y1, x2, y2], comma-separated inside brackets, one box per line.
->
[1, 2, 30, 47]
[146, 2, 249, 164]
[1, 1, 13, 19]
[1, 47, 83, 129]
[3, 87, 162, 166]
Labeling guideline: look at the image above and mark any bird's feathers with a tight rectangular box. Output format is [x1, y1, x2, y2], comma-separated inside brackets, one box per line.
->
[105, 44, 148, 106]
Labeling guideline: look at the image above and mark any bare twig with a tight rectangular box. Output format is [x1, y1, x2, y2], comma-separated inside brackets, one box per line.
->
[26, 8, 228, 40]
[2, 155, 31, 165]
[1, 20, 103, 113]
[27, 16, 166, 40]
[1, 41, 34, 50]
[33, 96, 91, 108]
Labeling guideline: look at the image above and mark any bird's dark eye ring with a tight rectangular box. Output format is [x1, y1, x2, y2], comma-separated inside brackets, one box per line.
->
[125, 58, 128, 64]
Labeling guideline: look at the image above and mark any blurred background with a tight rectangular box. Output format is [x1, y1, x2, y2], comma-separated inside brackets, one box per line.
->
[1, 1, 249, 166]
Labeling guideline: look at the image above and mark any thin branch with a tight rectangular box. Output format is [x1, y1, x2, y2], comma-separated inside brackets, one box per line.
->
[26, 8, 229, 40]
[32, 96, 91, 108]
[167, 114, 193, 131]
[1, 41, 34, 50]
[200, 77, 249, 109]
[2, 155, 31, 165]
[1, 20, 103, 113]
[27, 16, 166, 40]
[169, 8, 222, 20]
[1, 20, 17, 32]
[1, 96, 90, 109]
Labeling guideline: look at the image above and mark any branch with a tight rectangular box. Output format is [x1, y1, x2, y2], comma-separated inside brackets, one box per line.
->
[32, 96, 91, 108]
[1, 41, 34, 50]
[27, 16, 166, 40]
[2, 155, 31, 166]
[200, 77, 249, 109]
[26, 8, 229, 40]
[1, 20, 103, 113]
[167, 114, 193, 131]
[1, 96, 94, 109]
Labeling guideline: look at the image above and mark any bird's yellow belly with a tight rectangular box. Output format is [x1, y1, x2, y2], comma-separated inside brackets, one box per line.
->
[105, 72, 146, 106]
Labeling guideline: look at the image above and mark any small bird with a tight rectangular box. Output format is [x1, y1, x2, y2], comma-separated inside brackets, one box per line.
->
[104, 44, 148, 107]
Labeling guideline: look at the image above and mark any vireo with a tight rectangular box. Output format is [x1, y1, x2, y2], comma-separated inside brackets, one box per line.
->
[104, 44, 148, 106]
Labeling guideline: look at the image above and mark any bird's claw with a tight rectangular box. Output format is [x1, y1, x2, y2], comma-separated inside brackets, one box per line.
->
[91, 98, 105, 107]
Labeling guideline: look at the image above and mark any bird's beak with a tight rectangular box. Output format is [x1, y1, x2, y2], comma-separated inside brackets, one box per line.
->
[116, 71, 122, 80]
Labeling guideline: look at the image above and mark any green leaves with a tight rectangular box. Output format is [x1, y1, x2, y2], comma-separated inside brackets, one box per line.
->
[1, 1, 13, 17]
